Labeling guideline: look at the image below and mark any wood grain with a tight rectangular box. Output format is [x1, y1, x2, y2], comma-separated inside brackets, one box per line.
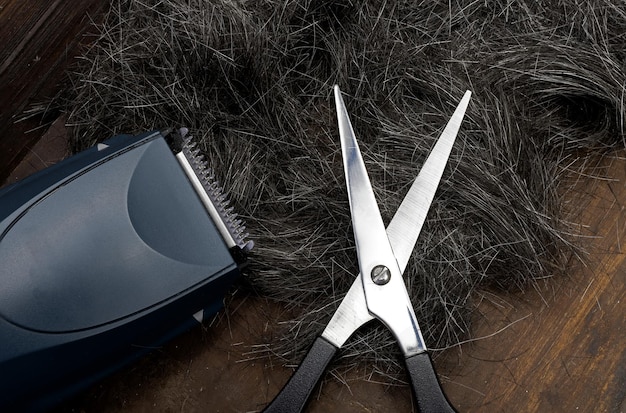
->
[439, 153, 626, 412]
[0, 0, 107, 182]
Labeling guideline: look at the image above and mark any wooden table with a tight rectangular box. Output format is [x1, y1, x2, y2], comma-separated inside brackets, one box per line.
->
[0, 0, 106, 182]
[440, 158, 626, 412]
[2, 2, 624, 412]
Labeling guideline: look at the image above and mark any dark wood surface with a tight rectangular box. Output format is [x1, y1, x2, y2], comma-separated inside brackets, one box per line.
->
[440, 158, 626, 412]
[2, 2, 624, 412]
[0, 0, 107, 182]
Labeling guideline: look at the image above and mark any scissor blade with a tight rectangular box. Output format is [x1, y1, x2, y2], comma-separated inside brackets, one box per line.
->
[334, 85, 398, 284]
[335, 85, 426, 356]
[321, 276, 374, 348]
[387, 91, 471, 274]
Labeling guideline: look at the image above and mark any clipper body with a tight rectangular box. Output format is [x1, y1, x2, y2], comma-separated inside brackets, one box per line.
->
[0, 130, 248, 411]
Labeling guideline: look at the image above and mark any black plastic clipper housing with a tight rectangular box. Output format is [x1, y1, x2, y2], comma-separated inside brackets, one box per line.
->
[0, 130, 244, 411]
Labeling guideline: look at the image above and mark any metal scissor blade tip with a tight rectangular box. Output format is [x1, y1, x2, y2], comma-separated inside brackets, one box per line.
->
[333, 85, 348, 122]
[455, 90, 472, 120]
[437, 90, 472, 153]
[333, 84, 342, 99]
[333, 85, 341, 105]
[334, 86, 357, 152]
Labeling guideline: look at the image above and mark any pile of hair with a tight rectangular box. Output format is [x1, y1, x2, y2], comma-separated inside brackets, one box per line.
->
[62, 0, 625, 382]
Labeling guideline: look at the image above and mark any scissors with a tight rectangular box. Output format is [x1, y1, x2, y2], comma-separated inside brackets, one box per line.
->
[264, 86, 471, 413]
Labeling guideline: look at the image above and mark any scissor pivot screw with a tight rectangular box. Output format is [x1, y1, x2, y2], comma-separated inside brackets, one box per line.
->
[371, 265, 391, 285]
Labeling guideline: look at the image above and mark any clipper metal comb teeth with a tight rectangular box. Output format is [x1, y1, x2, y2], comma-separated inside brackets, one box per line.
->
[174, 128, 254, 253]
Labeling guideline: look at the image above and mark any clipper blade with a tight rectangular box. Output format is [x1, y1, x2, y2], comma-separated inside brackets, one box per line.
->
[174, 131, 253, 253]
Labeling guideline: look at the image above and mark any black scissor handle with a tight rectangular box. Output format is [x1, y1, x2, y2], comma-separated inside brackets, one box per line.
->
[263, 339, 456, 413]
[406, 352, 457, 413]
[263, 337, 337, 413]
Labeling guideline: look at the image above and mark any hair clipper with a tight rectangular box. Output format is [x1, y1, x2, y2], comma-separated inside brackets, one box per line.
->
[0, 128, 252, 411]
